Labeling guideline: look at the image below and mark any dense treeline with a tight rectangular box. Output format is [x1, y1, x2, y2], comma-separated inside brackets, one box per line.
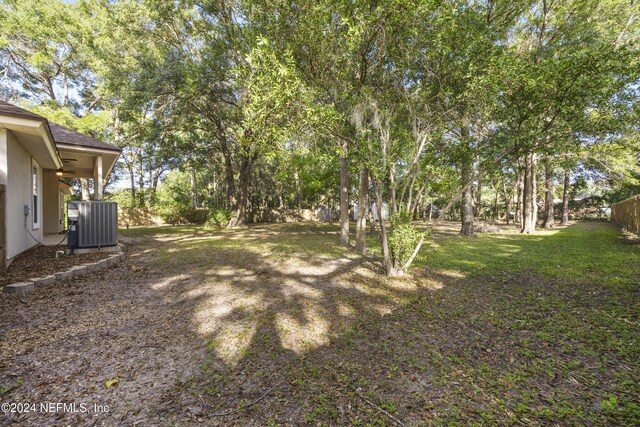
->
[1, 0, 638, 275]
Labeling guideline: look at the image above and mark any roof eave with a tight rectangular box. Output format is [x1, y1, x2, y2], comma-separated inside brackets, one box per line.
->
[0, 113, 63, 169]
[39, 121, 63, 169]
[55, 142, 121, 154]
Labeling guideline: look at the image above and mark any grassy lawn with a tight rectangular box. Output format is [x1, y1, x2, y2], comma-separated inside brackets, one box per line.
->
[113, 221, 639, 425]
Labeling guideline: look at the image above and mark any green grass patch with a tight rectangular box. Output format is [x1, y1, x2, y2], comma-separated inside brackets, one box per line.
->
[118, 221, 639, 425]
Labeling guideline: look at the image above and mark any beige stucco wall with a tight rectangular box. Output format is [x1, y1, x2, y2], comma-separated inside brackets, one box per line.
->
[5, 130, 41, 260]
[42, 170, 62, 233]
[0, 130, 7, 187]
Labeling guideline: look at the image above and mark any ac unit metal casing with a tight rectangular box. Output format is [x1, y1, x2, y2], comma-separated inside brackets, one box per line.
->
[67, 201, 118, 249]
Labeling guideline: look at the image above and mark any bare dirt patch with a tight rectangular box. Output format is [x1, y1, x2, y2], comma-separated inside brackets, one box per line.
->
[0, 251, 205, 426]
[0, 222, 637, 426]
[1, 245, 112, 287]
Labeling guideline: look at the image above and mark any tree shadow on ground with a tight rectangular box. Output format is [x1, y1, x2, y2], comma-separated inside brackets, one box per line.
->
[129, 221, 639, 425]
[0, 221, 637, 426]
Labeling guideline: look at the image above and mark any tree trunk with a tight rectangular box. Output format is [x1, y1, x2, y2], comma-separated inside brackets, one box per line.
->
[502, 177, 511, 225]
[339, 140, 350, 246]
[135, 151, 145, 207]
[373, 177, 400, 277]
[412, 185, 425, 221]
[475, 175, 482, 220]
[389, 163, 398, 215]
[227, 153, 253, 228]
[460, 126, 474, 236]
[247, 192, 254, 223]
[493, 185, 499, 221]
[460, 166, 474, 235]
[561, 158, 570, 225]
[151, 167, 161, 203]
[367, 193, 376, 235]
[218, 129, 249, 228]
[543, 162, 554, 228]
[81, 178, 90, 201]
[294, 171, 302, 214]
[214, 119, 243, 227]
[137, 153, 145, 191]
[355, 167, 368, 254]
[515, 166, 523, 224]
[532, 162, 538, 226]
[521, 152, 538, 234]
[128, 164, 136, 206]
[62, 73, 69, 107]
[210, 170, 219, 208]
[278, 184, 285, 210]
[190, 167, 198, 209]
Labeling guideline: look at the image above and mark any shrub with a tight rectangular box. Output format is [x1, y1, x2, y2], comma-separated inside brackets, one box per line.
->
[184, 208, 209, 225]
[389, 222, 428, 269]
[205, 209, 232, 228]
[107, 188, 156, 209]
[158, 207, 209, 225]
[388, 211, 429, 272]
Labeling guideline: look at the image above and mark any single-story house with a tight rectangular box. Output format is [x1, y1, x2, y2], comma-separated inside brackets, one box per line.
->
[0, 101, 120, 268]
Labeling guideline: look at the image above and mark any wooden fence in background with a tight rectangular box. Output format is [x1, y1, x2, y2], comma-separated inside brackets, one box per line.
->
[611, 195, 640, 235]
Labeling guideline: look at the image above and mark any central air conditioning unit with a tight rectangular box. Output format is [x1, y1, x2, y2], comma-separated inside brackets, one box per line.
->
[67, 201, 118, 252]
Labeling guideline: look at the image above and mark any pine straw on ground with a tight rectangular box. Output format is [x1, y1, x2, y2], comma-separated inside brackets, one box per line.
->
[1, 245, 111, 286]
[0, 222, 638, 426]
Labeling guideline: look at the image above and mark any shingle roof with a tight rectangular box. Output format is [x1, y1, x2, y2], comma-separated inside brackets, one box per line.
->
[0, 100, 120, 152]
[0, 100, 47, 121]
[49, 122, 120, 152]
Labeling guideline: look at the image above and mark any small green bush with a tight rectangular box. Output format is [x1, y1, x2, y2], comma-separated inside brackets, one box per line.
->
[106, 188, 152, 209]
[159, 207, 209, 225]
[205, 209, 232, 228]
[184, 208, 209, 225]
[388, 211, 429, 271]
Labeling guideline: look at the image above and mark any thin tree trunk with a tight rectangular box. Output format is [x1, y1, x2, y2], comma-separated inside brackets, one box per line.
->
[561, 157, 570, 225]
[389, 163, 398, 215]
[45, 76, 56, 103]
[403, 236, 425, 272]
[460, 126, 474, 236]
[211, 170, 219, 208]
[294, 171, 302, 214]
[521, 152, 538, 234]
[493, 185, 499, 221]
[412, 185, 425, 221]
[62, 73, 69, 107]
[502, 177, 511, 225]
[137, 153, 145, 191]
[278, 184, 285, 210]
[151, 167, 162, 202]
[475, 175, 482, 220]
[543, 162, 554, 228]
[190, 167, 198, 209]
[460, 167, 474, 235]
[136, 151, 145, 206]
[532, 159, 538, 226]
[81, 178, 90, 201]
[129, 164, 136, 206]
[339, 140, 350, 246]
[355, 167, 368, 254]
[367, 193, 376, 235]
[373, 177, 399, 277]
[515, 166, 523, 224]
